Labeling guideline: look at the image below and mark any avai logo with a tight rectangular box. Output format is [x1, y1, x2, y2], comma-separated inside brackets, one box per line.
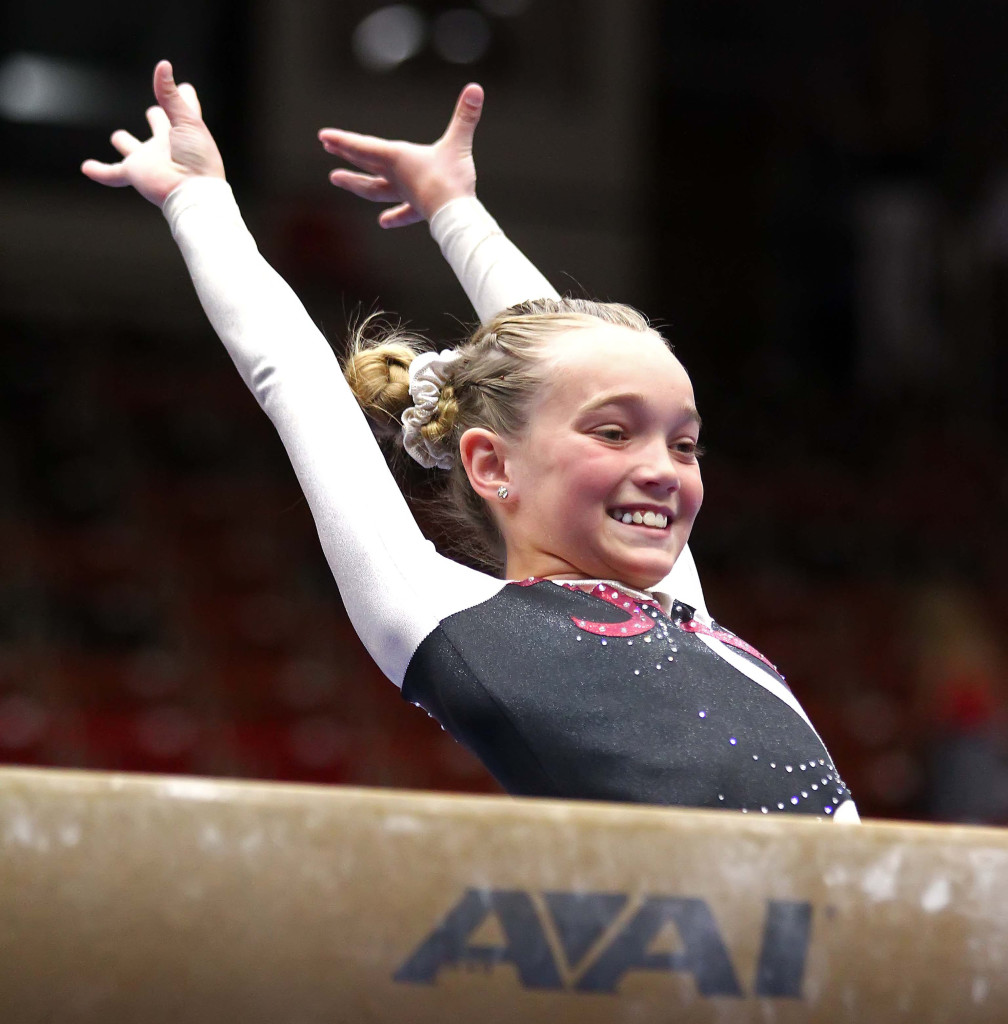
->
[395, 889, 812, 998]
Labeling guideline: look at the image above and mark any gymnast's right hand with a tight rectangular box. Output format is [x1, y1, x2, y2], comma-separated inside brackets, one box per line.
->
[81, 60, 226, 207]
[319, 82, 484, 229]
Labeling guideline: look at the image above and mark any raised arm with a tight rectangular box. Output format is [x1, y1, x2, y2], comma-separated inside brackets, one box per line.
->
[322, 86, 707, 614]
[82, 62, 502, 685]
[320, 86, 558, 322]
[322, 88, 707, 614]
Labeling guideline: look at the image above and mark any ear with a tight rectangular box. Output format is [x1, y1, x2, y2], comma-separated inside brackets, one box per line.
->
[459, 427, 511, 502]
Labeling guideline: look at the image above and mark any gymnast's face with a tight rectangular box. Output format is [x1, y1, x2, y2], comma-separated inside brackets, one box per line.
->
[498, 324, 703, 590]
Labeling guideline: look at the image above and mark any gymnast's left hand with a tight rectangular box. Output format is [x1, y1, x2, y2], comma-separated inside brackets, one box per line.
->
[81, 59, 226, 207]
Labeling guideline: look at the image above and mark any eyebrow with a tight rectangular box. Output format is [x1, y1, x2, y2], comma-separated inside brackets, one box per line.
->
[580, 392, 703, 429]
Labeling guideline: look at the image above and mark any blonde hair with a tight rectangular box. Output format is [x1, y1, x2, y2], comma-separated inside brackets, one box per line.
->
[343, 298, 657, 572]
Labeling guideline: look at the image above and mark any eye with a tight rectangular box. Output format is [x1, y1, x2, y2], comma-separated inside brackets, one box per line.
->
[671, 439, 704, 459]
[594, 426, 628, 442]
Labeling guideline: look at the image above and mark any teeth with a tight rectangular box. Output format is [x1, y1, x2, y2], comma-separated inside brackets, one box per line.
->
[611, 509, 668, 530]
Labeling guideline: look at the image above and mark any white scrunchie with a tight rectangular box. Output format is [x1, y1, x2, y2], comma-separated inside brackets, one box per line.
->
[401, 349, 463, 469]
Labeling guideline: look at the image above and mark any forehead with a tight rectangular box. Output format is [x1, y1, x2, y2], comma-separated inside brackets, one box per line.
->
[535, 323, 694, 410]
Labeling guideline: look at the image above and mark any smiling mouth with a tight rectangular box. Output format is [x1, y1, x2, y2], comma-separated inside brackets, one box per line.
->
[608, 508, 669, 530]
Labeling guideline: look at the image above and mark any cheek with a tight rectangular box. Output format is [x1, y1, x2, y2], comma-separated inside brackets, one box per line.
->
[581, 448, 628, 484]
[684, 469, 704, 516]
[555, 451, 617, 498]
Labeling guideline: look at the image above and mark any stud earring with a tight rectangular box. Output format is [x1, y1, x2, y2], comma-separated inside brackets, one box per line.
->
[497, 485, 509, 500]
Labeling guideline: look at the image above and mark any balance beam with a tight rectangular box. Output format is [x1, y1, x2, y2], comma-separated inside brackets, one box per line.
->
[1, 767, 1005, 1022]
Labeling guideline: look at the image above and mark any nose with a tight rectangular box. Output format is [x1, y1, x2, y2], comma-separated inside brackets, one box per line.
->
[634, 437, 680, 493]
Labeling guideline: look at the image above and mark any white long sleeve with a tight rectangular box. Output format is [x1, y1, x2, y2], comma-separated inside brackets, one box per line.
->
[162, 178, 503, 686]
[429, 197, 560, 322]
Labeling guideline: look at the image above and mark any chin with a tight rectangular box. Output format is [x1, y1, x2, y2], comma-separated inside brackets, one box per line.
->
[608, 558, 671, 591]
[617, 544, 684, 590]
[628, 571, 668, 591]
[598, 530, 683, 590]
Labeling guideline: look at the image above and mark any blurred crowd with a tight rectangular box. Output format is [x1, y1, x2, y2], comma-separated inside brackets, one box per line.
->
[1, 313, 1006, 822]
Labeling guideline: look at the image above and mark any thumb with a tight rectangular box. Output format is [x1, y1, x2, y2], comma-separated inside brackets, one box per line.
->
[442, 82, 484, 148]
[152, 60, 196, 125]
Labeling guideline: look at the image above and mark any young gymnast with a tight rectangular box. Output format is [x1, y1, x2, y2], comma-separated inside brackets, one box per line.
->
[82, 61, 858, 821]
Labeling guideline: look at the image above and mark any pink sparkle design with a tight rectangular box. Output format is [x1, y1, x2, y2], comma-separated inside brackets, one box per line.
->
[572, 586, 658, 637]
[515, 579, 660, 638]
[680, 619, 779, 673]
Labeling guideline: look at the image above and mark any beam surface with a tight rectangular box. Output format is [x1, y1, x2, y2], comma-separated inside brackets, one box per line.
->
[1, 767, 1005, 1022]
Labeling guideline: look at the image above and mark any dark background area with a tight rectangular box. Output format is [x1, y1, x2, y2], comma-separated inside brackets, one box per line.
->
[2, 0, 1007, 822]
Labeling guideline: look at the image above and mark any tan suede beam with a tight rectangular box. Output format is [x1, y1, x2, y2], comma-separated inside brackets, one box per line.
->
[0, 766, 1004, 1021]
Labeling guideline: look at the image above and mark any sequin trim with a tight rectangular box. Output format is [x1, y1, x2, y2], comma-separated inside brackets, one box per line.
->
[679, 618, 779, 674]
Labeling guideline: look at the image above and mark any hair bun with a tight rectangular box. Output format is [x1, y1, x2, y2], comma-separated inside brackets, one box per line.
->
[342, 313, 427, 437]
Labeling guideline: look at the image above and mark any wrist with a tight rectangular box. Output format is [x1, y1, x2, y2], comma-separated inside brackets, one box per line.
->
[428, 196, 498, 247]
[160, 173, 229, 211]
[162, 176, 236, 228]
[418, 176, 476, 223]
[427, 193, 475, 222]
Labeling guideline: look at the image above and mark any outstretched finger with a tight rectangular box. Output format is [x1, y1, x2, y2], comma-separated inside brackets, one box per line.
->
[152, 60, 197, 126]
[442, 82, 483, 146]
[378, 202, 423, 230]
[328, 168, 399, 203]
[146, 104, 170, 136]
[177, 82, 202, 116]
[80, 158, 130, 187]
[110, 129, 142, 157]
[318, 129, 392, 174]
